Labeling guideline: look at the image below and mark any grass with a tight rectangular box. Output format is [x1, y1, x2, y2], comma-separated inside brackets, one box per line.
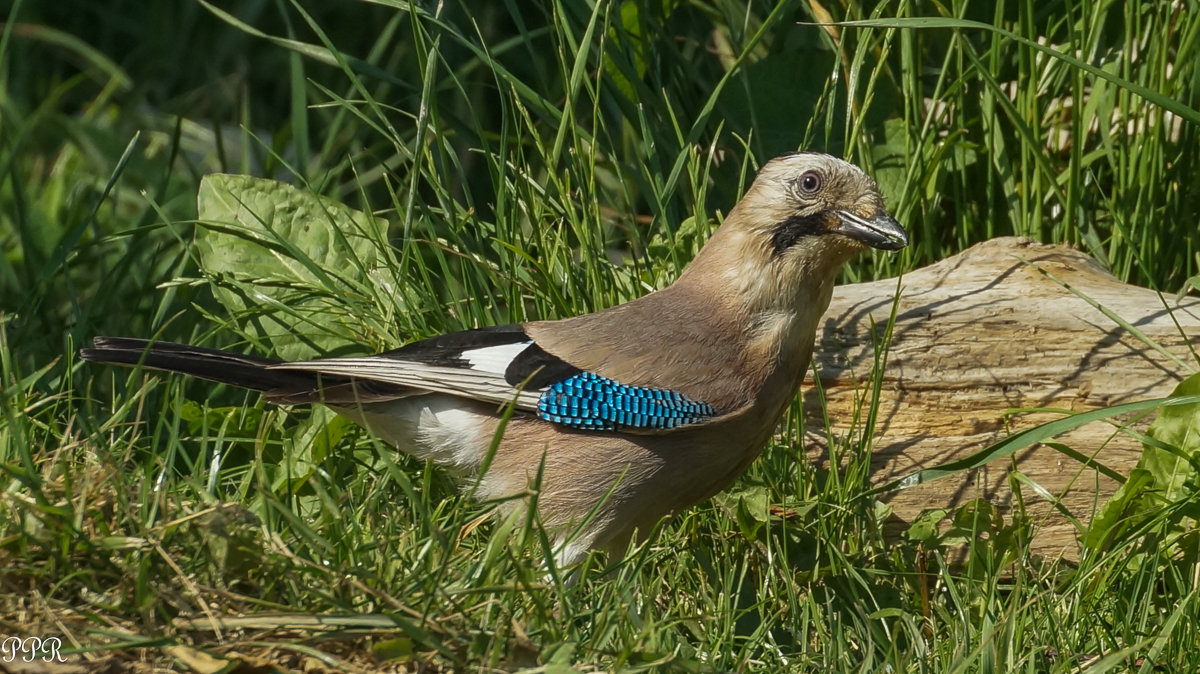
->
[3, 0, 1200, 671]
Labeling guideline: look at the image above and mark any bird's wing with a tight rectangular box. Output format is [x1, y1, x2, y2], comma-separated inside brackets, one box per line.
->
[271, 324, 719, 432]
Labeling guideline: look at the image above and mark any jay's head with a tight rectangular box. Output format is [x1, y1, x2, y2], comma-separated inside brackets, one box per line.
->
[745, 151, 907, 259]
[684, 152, 906, 304]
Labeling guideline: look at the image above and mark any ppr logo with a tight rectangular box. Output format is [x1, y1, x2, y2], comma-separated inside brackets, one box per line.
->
[1, 636, 68, 663]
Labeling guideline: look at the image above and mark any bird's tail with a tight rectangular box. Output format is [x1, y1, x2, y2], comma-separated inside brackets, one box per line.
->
[80, 336, 407, 405]
[79, 337, 319, 392]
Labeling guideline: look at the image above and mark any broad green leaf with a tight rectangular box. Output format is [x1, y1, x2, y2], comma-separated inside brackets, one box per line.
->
[371, 637, 415, 662]
[869, 118, 909, 207]
[952, 499, 996, 533]
[904, 508, 950, 543]
[195, 174, 389, 360]
[1177, 274, 1200, 303]
[1141, 372, 1200, 502]
[1081, 468, 1155, 551]
[1082, 371, 1200, 551]
[734, 487, 770, 540]
[602, 1, 650, 106]
[714, 486, 770, 540]
[603, 0, 683, 104]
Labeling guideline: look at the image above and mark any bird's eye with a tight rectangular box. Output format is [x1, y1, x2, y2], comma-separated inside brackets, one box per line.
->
[798, 170, 823, 195]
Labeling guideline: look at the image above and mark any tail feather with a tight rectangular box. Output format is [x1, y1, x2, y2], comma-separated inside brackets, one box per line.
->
[80, 337, 405, 404]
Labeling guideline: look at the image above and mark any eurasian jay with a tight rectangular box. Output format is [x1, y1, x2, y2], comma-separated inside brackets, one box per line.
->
[81, 152, 907, 566]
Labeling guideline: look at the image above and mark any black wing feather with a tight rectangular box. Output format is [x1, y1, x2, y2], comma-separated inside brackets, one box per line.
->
[505, 342, 582, 389]
[380, 324, 531, 367]
[380, 324, 582, 389]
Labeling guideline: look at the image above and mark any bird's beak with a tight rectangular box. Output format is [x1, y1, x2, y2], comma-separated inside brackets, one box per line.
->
[833, 210, 908, 251]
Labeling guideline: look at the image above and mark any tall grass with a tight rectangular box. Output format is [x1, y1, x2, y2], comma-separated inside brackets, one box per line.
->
[2, 0, 1199, 670]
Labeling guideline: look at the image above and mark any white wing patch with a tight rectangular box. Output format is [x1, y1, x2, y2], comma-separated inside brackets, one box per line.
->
[269, 357, 541, 410]
[460, 342, 532, 374]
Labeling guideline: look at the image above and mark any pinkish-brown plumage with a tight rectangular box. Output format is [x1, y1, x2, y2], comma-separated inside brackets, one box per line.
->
[81, 152, 907, 565]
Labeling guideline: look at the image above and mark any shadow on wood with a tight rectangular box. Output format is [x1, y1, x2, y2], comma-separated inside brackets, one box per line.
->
[809, 236, 1200, 560]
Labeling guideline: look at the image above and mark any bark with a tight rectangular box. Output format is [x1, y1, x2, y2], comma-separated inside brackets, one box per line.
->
[809, 237, 1200, 560]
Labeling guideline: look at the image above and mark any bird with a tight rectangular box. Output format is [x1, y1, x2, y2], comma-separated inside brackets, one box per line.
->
[81, 152, 907, 567]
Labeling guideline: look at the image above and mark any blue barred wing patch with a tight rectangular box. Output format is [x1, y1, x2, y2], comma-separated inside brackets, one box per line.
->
[537, 371, 716, 431]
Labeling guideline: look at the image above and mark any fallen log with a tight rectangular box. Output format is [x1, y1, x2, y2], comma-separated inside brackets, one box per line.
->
[810, 237, 1200, 560]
